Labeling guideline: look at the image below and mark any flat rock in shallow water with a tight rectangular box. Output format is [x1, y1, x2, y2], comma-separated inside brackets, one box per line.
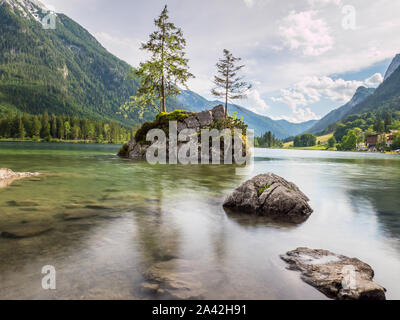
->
[0, 168, 40, 189]
[281, 247, 386, 300]
[1, 223, 53, 239]
[223, 173, 313, 223]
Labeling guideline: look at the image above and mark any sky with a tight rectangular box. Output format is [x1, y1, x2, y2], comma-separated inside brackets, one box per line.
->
[40, 0, 400, 123]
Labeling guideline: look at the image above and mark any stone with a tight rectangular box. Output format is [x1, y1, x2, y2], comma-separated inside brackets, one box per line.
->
[1, 223, 53, 239]
[129, 143, 144, 160]
[223, 173, 313, 223]
[0, 168, 40, 189]
[281, 247, 386, 300]
[143, 259, 204, 300]
[183, 116, 200, 129]
[62, 208, 100, 220]
[177, 122, 187, 133]
[211, 105, 225, 120]
[6, 200, 40, 207]
[196, 110, 213, 127]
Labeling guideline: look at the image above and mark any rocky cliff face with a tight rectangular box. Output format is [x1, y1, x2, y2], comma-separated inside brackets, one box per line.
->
[384, 53, 400, 81]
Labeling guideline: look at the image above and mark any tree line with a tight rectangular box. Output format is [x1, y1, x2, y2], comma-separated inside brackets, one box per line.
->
[255, 131, 283, 148]
[0, 112, 131, 143]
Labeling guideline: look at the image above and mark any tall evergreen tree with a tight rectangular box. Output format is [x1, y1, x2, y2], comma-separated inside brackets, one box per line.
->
[32, 115, 42, 138]
[40, 112, 50, 138]
[211, 49, 252, 117]
[122, 5, 194, 116]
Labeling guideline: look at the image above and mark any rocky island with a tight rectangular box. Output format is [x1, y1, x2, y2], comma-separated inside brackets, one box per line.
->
[118, 105, 249, 163]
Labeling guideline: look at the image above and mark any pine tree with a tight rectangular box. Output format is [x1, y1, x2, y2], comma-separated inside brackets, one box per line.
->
[40, 112, 50, 138]
[51, 114, 57, 138]
[211, 49, 252, 117]
[32, 115, 42, 138]
[22, 113, 31, 137]
[17, 115, 25, 140]
[122, 5, 194, 116]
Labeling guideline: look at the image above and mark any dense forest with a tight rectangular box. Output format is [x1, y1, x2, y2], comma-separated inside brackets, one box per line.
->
[0, 112, 131, 143]
[255, 131, 282, 148]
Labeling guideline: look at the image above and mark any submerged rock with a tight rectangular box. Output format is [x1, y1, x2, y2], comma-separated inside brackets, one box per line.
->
[1, 223, 53, 239]
[142, 259, 204, 300]
[62, 208, 100, 220]
[6, 200, 40, 207]
[223, 173, 313, 223]
[281, 247, 386, 300]
[0, 168, 40, 189]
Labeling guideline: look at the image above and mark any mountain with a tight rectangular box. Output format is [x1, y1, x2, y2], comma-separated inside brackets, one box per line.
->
[0, 0, 315, 139]
[344, 54, 400, 118]
[177, 90, 317, 138]
[384, 54, 400, 81]
[0, 0, 140, 126]
[306, 86, 375, 134]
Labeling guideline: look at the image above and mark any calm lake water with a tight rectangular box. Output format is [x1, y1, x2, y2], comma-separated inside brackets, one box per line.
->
[0, 142, 400, 300]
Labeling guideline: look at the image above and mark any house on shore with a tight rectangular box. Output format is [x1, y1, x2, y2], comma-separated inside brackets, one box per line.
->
[366, 134, 378, 151]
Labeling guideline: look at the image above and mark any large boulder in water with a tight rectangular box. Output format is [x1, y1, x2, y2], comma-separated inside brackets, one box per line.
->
[281, 247, 386, 300]
[223, 173, 313, 223]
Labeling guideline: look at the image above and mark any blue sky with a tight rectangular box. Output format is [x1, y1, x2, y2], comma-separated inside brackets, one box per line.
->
[41, 0, 399, 123]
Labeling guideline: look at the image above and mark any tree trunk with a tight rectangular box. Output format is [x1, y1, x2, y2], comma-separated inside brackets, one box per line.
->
[161, 27, 167, 113]
[161, 75, 166, 113]
[225, 75, 229, 118]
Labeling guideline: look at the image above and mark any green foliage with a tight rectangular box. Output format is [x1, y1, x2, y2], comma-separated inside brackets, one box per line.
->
[340, 129, 357, 151]
[255, 131, 282, 148]
[258, 184, 270, 196]
[0, 112, 129, 143]
[134, 110, 190, 143]
[122, 5, 194, 117]
[293, 133, 317, 147]
[327, 136, 336, 148]
[211, 49, 252, 117]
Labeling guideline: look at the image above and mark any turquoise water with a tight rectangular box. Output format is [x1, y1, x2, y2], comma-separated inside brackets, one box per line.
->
[0, 142, 400, 299]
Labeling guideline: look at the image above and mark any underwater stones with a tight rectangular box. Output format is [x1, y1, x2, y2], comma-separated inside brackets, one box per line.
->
[62, 208, 100, 220]
[281, 248, 386, 300]
[142, 259, 204, 300]
[223, 173, 313, 223]
[6, 200, 40, 207]
[1, 223, 53, 239]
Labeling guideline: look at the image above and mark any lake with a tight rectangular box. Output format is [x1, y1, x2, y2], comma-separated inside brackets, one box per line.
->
[0, 142, 400, 299]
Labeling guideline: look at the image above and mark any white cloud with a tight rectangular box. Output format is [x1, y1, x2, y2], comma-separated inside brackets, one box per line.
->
[279, 10, 334, 56]
[244, 89, 270, 114]
[272, 73, 383, 122]
[364, 73, 384, 87]
[243, 0, 255, 8]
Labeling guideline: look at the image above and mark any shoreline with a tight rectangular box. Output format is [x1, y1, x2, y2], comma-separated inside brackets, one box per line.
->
[0, 139, 124, 145]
